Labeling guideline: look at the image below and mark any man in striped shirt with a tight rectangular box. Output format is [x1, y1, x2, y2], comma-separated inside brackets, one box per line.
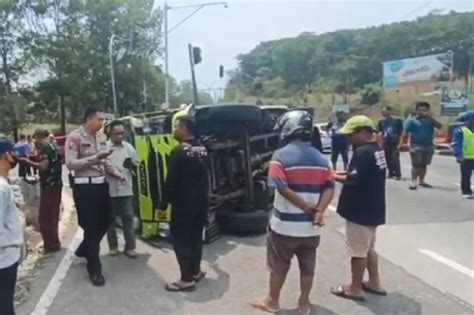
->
[252, 111, 335, 315]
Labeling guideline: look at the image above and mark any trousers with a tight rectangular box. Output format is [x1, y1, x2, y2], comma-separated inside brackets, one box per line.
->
[107, 196, 136, 251]
[172, 221, 204, 282]
[39, 185, 62, 251]
[384, 143, 401, 177]
[0, 261, 18, 315]
[73, 183, 112, 273]
[460, 159, 474, 195]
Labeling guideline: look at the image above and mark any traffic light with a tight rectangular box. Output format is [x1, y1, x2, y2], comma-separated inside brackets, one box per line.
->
[219, 65, 224, 78]
[193, 47, 202, 65]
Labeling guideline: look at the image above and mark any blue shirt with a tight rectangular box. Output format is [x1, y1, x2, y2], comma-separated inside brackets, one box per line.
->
[328, 121, 347, 149]
[404, 116, 436, 147]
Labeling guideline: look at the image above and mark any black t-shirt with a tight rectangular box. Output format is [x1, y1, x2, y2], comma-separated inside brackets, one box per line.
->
[162, 139, 209, 226]
[378, 117, 403, 144]
[337, 142, 386, 226]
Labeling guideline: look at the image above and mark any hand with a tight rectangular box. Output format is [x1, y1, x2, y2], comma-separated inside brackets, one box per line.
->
[313, 210, 325, 227]
[96, 149, 113, 160]
[16, 157, 29, 164]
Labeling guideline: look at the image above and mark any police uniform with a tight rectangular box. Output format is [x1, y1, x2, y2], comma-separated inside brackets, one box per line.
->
[65, 126, 118, 278]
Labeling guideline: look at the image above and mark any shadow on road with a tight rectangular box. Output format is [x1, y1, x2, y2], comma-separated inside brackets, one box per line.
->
[363, 292, 422, 315]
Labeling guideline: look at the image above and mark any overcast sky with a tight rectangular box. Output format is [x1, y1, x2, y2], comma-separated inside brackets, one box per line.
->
[160, 0, 473, 93]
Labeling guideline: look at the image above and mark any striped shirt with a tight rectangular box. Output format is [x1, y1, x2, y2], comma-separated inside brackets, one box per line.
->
[268, 141, 334, 237]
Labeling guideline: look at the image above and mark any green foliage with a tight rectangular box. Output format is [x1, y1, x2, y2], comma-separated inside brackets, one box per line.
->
[359, 84, 382, 105]
[226, 12, 474, 103]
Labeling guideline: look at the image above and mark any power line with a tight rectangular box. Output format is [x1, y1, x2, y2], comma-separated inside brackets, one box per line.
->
[398, 0, 433, 21]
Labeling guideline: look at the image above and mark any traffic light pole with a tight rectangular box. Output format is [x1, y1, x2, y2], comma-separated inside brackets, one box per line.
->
[188, 43, 199, 105]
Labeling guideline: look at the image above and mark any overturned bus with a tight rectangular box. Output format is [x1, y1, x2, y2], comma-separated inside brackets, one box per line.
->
[119, 104, 288, 242]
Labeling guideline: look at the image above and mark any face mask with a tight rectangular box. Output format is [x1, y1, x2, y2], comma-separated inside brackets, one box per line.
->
[7, 153, 18, 169]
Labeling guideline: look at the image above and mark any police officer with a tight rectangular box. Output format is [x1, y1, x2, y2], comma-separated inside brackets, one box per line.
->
[66, 106, 123, 286]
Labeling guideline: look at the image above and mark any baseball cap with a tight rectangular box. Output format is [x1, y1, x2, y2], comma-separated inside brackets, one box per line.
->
[338, 115, 376, 135]
[0, 137, 14, 155]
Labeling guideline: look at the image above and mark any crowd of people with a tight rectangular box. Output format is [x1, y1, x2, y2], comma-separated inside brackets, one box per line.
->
[0, 101, 472, 315]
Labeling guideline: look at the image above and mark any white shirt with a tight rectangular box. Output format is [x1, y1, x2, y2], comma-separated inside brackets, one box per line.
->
[106, 141, 137, 197]
[0, 177, 23, 269]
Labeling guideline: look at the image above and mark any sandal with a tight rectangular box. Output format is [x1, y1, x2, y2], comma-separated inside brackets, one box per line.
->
[330, 285, 365, 302]
[418, 182, 433, 188]
[250, 298, 280, 313]
[194, 271, 206, 283]
[165, 281, 196, 292]
[362, 282, 387, 296]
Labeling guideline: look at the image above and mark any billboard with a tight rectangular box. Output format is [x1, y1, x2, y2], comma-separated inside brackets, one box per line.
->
[441, 87, 469, 116]
[383, 52, 453, 90]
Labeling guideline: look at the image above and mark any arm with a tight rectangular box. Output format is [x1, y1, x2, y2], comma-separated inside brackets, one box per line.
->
[431, 117, 442, 129]
[159, 148, 181, 210]
[18, 157, 49, 172]
[277, 187, 313, 214]
[399, 119, 411, 146]
[65, 136, 101, 171]
[0, 185, 19, 248]
[452, 127, 464, 161]
[316, 169, 335, 212]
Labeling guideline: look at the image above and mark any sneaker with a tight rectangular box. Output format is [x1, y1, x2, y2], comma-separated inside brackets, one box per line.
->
[462, 194, 473, 199]
[124, 250, 138, 259]
[409, 182, 417, 190]
[109, 249, 119, 256]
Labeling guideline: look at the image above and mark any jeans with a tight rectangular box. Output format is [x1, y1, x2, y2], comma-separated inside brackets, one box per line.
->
[39, 185, 62, 251]
[107, 196, 136, 251]
[460, 159, 474, 195]
[384, 143, 401, 177]
[172, 222, 204, 282]
[0, 261, 18, 315]
[73, 183, 112, 274]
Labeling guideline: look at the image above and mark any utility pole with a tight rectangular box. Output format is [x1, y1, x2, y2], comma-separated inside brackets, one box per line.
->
[109, 34, 118, 116]
[189, 44, 199, 105]
[164, 0, 170, 107]
[163, 1, 227, 107]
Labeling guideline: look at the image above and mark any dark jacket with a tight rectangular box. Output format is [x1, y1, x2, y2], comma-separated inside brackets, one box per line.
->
[161, 139, 209, 226]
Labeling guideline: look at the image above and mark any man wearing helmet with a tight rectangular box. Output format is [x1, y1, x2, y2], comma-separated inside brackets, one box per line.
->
[252, 111, 335, 315]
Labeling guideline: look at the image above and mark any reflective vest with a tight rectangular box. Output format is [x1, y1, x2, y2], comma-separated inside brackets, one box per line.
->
[461, 126, 474, 159]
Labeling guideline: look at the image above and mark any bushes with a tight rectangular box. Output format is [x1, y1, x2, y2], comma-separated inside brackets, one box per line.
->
[360, 84, 382, 105]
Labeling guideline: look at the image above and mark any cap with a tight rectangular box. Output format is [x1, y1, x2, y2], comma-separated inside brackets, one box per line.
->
[0, 137, 14, 155]
[338, 115, 376, 135]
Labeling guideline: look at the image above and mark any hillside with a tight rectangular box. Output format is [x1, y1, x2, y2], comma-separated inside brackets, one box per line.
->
[224, 11, 474, 119]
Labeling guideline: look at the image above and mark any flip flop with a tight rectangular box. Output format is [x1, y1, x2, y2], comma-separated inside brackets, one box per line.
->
[250, 298, 280, 313]
[165, 282, 196, 292]
[194, 271, 206, 283]
[298, 305, 311, 315]
[362, 282, 387, 296]
[418, 182, 433, 188]
[330, 286, 365, 302]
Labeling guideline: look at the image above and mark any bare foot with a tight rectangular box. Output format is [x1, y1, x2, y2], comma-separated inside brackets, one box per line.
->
[251, 297, 280, 313]
[297, 298, 311, 315]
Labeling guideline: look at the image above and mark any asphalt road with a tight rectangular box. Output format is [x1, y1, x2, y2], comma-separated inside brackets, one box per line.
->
[16, 152, 473, 315]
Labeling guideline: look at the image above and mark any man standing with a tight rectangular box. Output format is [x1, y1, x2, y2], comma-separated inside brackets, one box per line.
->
[400, 101, 442, 190]
[0, 137, 23, 315]
[327, 111, 349, 170]
[66, 106, 123, 286]
[331, 115, 387, 302]
[452, 111, 474, 198]
[252, 111, 335, 315]
[106, 121, 138, 258]
[17, 128, 63, 253]
[378, 106, 403, 179]
[160, 116, 209, 292]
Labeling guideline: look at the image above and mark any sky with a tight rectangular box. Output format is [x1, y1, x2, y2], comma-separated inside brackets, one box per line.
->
[159, 0, 473, 95]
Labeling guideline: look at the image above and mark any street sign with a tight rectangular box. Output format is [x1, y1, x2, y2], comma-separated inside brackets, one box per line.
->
[440, 86, 469, 116]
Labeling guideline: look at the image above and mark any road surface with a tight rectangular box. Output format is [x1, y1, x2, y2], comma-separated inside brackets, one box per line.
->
[16, 152, 473, 315]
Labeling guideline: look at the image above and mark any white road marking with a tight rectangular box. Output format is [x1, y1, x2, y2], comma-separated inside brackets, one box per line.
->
[419, 249, 474, 279]
[31, 229, 83, 315]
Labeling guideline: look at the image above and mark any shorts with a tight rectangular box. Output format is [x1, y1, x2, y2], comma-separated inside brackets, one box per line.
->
[266, 230, 320, 277]
[410, 146, 434, 166]
[345, 221, 376, 258]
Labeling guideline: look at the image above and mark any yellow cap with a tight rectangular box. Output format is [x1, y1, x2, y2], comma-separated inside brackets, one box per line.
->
[338, 115, 375, 135]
